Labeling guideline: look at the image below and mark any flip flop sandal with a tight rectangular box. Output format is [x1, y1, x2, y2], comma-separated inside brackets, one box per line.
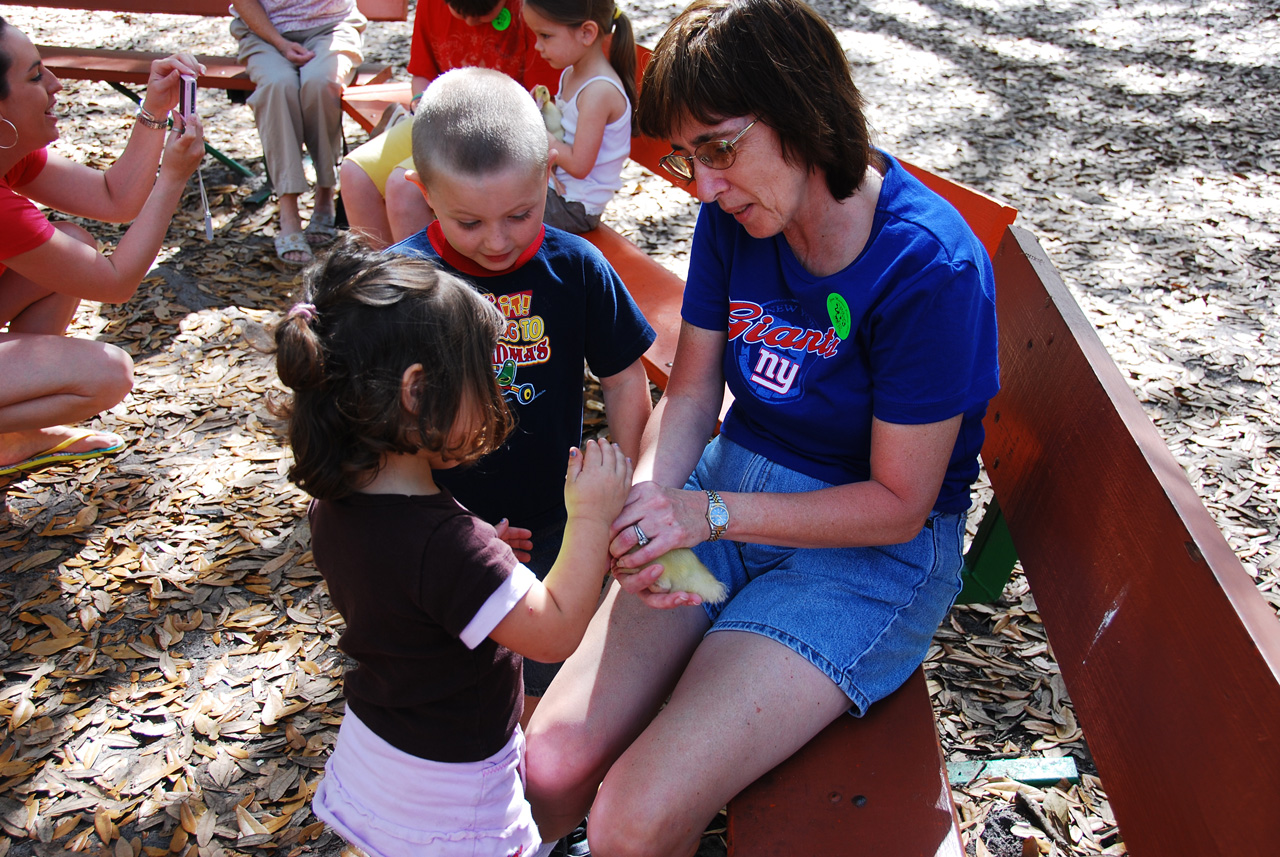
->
[275, 231, 315, 266]
[0, 430, 126, 477]
[305, 212, 339, 246]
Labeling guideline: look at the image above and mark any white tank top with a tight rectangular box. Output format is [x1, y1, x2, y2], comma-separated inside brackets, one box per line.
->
[553, 69, 632, 215]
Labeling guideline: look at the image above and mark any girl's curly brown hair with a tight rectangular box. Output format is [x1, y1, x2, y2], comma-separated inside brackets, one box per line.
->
[273, 236, 513, 500]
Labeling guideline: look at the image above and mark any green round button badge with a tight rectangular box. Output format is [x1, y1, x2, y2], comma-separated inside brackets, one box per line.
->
[827, 293, 851, 340]
[492, 7, 512, 30]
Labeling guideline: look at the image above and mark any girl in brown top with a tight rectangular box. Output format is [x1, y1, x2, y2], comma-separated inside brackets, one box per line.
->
[273, 237, 631, 856]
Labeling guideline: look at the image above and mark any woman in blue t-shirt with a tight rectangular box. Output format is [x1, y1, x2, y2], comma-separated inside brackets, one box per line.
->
[524, 0, 999, 852]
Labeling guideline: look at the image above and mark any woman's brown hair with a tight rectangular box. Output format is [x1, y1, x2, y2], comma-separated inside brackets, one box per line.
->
[273, 236, 513, 500]
[635, 0, 877, 200]
[0, 17, 13, 100]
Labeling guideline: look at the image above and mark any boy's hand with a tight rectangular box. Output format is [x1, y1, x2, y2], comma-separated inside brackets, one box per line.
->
[564, 439, 632, 527]
[494, 518, 533, 564]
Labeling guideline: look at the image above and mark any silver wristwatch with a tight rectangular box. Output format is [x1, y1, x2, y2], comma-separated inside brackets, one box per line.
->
[705, 490, 729, 541]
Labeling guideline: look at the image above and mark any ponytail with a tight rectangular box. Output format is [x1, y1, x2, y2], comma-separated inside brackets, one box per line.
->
[526, 0, 637, 132]
[607, 6, 638, 134]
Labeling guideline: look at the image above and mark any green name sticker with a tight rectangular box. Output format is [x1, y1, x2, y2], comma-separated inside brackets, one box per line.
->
[492, 7, 512, 30]
[827, 293, 851, 340]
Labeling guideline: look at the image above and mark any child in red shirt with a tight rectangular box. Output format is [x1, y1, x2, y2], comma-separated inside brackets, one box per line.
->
[339, 0, 558, 248]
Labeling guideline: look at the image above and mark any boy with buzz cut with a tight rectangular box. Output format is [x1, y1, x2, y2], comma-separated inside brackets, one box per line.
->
[338, 0, 559, 249]
[390, 66, 655, 718]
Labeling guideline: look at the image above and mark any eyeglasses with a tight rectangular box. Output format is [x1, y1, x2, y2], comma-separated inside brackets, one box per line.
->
[658, 121, 757, 182]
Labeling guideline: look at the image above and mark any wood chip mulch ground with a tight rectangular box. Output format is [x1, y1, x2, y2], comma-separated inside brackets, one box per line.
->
[1, 2, 1275, 856]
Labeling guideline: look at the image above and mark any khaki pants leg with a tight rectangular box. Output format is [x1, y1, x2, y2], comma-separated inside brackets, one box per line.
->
[232, 13, 365, 195]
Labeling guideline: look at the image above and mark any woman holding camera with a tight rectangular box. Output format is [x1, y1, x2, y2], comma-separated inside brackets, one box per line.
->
[524, 0, 999, 853]
[0, 17, 205, 477]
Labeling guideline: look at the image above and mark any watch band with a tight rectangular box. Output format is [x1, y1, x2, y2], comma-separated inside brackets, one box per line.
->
[705, 489, 729, 542]
[135, 107, 168, 131]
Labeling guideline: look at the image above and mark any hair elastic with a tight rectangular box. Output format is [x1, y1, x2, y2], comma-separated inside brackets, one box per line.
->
[0, 117, 17, 150]
[287, 303, 318, 322]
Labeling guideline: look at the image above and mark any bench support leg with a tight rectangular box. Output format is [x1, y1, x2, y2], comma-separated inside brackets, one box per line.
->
[957, 499, 1018, 605]
[107, 82, 255, 179]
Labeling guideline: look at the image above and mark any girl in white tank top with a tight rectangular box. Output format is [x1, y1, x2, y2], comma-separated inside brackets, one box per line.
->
[521, 0, 638, 232]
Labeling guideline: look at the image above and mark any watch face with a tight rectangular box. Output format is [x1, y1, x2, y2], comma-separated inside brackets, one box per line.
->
[709, 506, 729, 528]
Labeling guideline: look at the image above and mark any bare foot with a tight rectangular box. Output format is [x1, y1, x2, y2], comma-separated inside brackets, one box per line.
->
[0, 426, 125, 469]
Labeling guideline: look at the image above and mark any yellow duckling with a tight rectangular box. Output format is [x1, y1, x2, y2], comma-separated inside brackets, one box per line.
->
[531, 85, 566, 141]
[642, 547, 728, 604]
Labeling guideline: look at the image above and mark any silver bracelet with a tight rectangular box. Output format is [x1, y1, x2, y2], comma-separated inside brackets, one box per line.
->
[135, 106, 168, 131]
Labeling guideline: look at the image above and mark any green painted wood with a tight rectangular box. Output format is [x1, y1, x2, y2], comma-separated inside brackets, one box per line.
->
[957, 500, 1019, 605]
[948, 757, 1080, 787]
[106, 82, 254, 178]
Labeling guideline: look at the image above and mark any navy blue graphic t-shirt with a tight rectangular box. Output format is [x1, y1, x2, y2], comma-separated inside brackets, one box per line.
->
[392, 223, 655, 529]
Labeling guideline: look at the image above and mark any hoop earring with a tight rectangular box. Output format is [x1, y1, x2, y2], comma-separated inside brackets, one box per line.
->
[0, 117, 17, 150]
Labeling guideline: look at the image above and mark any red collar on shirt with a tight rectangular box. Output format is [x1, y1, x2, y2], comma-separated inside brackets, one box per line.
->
[426, 220, 545, 278]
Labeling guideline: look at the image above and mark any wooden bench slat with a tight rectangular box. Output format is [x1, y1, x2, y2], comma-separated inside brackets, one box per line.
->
[727, 668, 964, 857]
[37, 45, 255, 89]
[339, 80, 411, 132]
[579, 224, 684, 391]
[38, 45, 394, 94]
[899, 160, 1017, 259]
[985, 225, 1280, 855]
[20, 0, 409, 21]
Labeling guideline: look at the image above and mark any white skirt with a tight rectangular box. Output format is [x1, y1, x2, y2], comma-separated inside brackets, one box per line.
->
[314, 710, 545, 857]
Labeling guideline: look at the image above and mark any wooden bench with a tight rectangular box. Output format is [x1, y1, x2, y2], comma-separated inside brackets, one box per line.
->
[11, 0, 408, 175]
[20, 1, 407, 87]
[726, 218, 1280, 855]
[576, 48, 1280, 856]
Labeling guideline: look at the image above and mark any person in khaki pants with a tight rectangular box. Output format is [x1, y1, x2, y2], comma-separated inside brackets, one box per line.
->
[231, 0, 364, 265]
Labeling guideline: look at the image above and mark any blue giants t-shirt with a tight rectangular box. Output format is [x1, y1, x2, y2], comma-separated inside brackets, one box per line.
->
[681, 152, 999, 514]
[391, 222, 655, 529]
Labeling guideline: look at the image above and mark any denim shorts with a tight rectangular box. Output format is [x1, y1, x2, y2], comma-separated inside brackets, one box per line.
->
[688, 436, 966, 716]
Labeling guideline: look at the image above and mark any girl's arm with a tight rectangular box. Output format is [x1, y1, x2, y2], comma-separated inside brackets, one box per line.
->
[4, 118, 207, 304]
[489, 439, 632, 663]
[548, 79, 626, 179]
[24, 54, 202, 223]
[597, 358, 652, 463]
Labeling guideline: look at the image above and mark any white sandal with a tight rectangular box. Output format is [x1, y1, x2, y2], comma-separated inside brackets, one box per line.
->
[274, 231, 314, 266]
